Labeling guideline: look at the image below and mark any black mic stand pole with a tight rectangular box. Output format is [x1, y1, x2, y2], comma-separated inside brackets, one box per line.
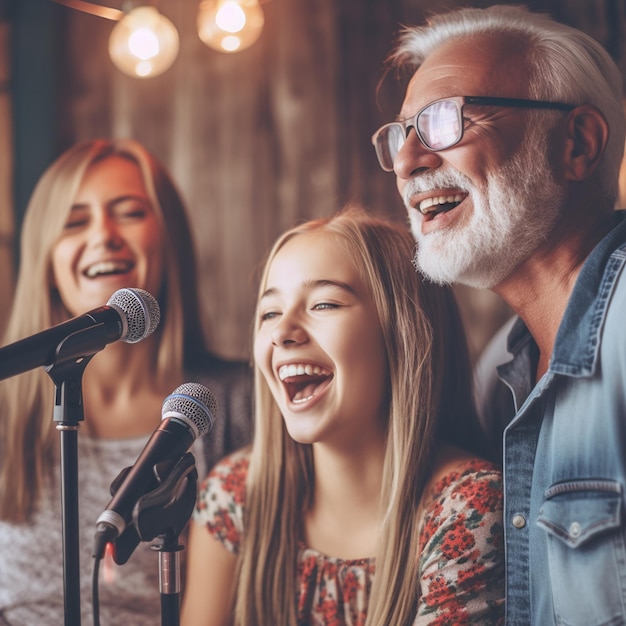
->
[44, 325, 111, 626]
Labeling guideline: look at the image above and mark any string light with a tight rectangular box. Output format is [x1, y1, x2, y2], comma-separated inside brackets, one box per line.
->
[197, 0, 264, 53]
[53, 0, 267, 79]
[108, 6, 179, 78]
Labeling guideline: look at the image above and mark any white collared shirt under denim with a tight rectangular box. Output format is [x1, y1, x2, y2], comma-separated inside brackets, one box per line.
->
[497, 211, 626, 626]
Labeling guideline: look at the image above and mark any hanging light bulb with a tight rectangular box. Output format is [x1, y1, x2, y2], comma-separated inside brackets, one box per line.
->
[197, 0, 264, 53]
[108, 6, 179, 78]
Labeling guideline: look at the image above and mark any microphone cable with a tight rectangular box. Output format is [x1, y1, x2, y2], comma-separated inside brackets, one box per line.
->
[92, 552, 102, 626]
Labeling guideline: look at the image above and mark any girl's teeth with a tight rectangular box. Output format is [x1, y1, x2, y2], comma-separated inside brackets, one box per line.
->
[278, 364, 328, 380]
[293, 393, 314, 404]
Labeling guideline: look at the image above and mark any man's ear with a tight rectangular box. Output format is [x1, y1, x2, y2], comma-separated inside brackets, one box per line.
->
[562, 105, 609, 181]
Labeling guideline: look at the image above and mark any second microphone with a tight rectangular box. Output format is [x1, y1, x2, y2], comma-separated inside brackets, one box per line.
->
[93, 382, 217, 557]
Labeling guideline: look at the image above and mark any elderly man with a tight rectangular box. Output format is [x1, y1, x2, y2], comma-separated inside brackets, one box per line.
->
[372, 5, 626, 626]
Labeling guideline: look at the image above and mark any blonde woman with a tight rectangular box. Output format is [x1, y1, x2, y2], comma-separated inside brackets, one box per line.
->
[0, 139, 252, 625]
[182, 207, 503, 625]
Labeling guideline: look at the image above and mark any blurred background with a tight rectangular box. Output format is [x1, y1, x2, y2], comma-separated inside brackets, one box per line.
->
[1, 0, 624, 362]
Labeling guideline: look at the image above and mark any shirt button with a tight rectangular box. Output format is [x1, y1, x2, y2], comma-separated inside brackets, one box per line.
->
[569, 522, 581, 538]
[512, 514, 526, 529]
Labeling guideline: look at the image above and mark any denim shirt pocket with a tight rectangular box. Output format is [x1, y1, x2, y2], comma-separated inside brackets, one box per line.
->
[537, 480, 626, 626]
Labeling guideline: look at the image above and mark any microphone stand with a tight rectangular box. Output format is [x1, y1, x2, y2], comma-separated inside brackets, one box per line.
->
[107, 452, 198, 626]
[44, 325, 111, 626]
[136, 452, 198, 626]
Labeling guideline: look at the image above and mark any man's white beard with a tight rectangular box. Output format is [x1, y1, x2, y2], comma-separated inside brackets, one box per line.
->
[404, 122, 565, 289]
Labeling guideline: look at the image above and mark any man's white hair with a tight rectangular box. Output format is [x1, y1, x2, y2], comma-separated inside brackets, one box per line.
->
[390, 4, 625, 206]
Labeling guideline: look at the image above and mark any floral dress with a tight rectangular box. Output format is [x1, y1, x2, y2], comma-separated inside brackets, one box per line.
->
[194, 450, 504, 625]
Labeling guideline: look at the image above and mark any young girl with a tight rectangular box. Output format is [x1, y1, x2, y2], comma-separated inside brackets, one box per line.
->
[181, 207, 504, 625]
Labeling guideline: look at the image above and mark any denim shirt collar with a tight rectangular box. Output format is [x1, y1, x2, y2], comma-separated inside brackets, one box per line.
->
[505, 211, 626, 379]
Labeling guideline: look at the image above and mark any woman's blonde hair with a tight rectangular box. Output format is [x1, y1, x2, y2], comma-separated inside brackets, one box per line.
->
[0, 138, 205, 521]
[235, 206, 480, 625]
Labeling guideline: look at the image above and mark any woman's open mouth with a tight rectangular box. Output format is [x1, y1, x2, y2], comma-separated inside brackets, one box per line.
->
[83, 259, 135, 278]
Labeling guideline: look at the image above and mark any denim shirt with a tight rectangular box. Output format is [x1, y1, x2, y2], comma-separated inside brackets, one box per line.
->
[498, 211, 626, 626]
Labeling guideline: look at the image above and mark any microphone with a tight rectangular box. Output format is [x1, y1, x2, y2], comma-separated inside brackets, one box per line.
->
[0, 288, 160, 381]
[94, 383, 216, 557]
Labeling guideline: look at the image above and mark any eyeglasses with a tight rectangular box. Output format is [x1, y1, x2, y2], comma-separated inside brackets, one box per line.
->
[371, 95, 576, 172]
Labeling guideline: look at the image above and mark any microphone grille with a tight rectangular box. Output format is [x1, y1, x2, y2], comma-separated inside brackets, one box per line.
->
[107, 288, 161, 343]
[161, 382, 216, 439]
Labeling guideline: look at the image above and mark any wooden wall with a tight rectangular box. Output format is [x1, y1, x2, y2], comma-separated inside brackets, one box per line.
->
[4, 0, 626, 361]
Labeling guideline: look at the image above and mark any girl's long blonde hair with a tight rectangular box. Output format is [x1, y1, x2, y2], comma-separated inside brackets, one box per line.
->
[235, 207, 480, 625]
[0, 139, 205, 521]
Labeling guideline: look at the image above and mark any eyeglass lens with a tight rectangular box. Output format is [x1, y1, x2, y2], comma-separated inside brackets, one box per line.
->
[418, 100, 462, 150]
[376, 99, 463, 170]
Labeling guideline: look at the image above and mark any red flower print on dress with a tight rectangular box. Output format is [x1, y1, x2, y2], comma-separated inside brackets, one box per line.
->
[440, 517, 476, 560]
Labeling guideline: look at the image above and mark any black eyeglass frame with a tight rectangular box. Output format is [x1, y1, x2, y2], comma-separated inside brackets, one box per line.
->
[371, 95, 577, 172]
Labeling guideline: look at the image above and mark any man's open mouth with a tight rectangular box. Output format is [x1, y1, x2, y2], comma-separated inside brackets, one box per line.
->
[419, 193, 465, 217]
